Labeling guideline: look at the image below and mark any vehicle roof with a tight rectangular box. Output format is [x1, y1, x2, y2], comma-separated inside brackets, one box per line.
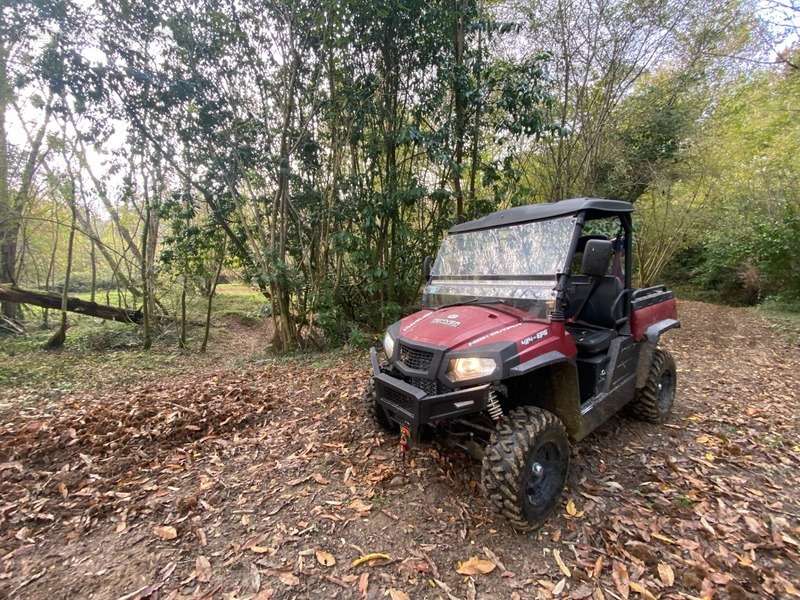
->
[448, 197, 633, 234]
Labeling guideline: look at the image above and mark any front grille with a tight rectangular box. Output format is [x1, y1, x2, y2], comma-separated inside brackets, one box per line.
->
[411, 377, 438, 395]
[382, 387, 415, 412]
[399, 344, 433, 370]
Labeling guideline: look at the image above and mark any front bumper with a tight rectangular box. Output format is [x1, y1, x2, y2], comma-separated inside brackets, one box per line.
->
[370, 348, 490, 440]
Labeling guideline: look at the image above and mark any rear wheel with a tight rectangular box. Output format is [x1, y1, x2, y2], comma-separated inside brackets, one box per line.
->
[629, 348, 676, 423]
[363, 379, 398, 433]
[481, 406, 569, 532]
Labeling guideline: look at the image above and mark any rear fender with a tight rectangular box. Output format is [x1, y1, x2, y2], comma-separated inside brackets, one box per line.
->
[635, 319, 680, 388]
[630, 286, 677, 341]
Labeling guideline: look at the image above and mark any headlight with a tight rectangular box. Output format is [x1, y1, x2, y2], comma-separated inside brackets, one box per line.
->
[383, 331, 395, 357]
[447, 357, 497, 382]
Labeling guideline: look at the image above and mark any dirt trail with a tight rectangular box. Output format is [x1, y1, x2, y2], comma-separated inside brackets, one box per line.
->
[1, 301, 798, 599]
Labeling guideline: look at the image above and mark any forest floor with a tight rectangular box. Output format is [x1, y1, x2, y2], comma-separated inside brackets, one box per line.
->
[1, 300, 799, 599]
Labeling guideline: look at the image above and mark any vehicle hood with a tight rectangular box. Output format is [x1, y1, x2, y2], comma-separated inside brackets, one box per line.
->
[392, 305, 549, 352]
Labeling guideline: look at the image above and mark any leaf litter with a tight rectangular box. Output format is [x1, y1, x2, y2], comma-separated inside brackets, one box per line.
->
[0, 301, 798, 598]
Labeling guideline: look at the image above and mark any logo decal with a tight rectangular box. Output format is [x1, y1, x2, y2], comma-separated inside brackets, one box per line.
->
[432, 318, 461, 328]
[521, 329, 549, 345]
[446, 313, 459, 319]
[467, 322, 523, 347]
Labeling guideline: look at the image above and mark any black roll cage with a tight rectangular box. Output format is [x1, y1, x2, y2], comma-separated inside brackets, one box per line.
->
[552, 211, 633, 321]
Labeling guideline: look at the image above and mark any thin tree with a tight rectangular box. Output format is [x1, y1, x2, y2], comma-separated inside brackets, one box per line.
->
[140, 181, 153, 350]
[200, 240, 226, 353]
[44, 177, 77, 349]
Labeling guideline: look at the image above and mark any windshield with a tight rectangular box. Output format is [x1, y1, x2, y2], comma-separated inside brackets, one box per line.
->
[422, 216, 576, 317]
[431, 216, 575, 278]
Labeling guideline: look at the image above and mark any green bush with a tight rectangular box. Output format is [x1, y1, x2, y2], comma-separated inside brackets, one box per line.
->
[346, 325, 373, 349]
[666, 201, 800, 308]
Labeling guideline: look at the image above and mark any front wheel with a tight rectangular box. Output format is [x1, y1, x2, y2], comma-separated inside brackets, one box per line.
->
[629, 348, 676, 423]
[481, 406, 570, 532]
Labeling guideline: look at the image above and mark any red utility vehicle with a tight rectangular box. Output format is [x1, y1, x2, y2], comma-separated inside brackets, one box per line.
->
[365, 198, 679, 530]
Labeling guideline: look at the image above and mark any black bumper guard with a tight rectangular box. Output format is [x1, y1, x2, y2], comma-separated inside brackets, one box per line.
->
[371, 370, 489, 440]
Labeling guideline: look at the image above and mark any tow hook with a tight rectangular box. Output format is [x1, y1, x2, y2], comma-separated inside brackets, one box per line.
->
[399, 424, 411, 457]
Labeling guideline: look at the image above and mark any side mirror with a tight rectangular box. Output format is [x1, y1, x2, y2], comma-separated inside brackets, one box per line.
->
[422, 256, 433, 281]
[581, 239, 613, 277]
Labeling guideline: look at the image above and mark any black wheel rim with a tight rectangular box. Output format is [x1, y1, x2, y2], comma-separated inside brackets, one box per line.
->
[657, 369, 675, 413]
[523, 442, 566, 513]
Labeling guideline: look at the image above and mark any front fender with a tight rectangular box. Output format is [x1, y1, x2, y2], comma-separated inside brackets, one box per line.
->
[510, 350, 571, 377]
[510, 357, 583, 441]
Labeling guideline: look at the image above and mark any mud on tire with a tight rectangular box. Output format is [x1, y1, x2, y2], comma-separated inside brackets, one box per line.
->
[363, 379, 398, 433]
[629, 348, 677, 423]
[481, 406, 570, 532]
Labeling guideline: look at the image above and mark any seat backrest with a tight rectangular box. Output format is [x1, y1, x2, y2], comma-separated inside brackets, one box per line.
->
[580, 276, 623, 329]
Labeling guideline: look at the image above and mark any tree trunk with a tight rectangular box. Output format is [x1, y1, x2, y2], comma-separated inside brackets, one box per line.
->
[45, 184, 77, 349]
[0, 46, 15, 319]
[43, 198, 60, 328]
[452, 0, 466, 221]
[140, 196, 152, 349]
[0, 285, 142, 323]
[0, 230, 17, 318]
[68, 110, 144, 267]
[2, 93, 52, 320]
[468, 25, 482, 203]
[86, 206, 97, 303]
[200, 242, 225, 353]
[270, 48, 301, 352]
[179, 273, 187, 349]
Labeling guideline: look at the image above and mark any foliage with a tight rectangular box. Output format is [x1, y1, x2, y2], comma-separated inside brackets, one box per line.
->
[3, 0, 799, 354]
[658, 63, 800, 305]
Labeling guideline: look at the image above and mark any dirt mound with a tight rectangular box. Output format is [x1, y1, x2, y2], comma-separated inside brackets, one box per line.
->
[0, 372, 272, 523]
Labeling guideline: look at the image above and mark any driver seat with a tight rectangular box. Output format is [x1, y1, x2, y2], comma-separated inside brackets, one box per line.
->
[569, 275, 623, 354]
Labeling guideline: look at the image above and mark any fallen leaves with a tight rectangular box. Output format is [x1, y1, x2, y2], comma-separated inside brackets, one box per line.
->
[456, 556, 496, 576]
[152, 525, 177, 541]
[311, 472, 329, 485]
[629, 581, 656, 600]
[612, 561, 630, 599]
[348, 498, 372, 514]
[565, 498, 584, 518]
[276, 571, 299, 587]
[358, 572, 369, 596]
[657, 562, 674, 587]
[2, 301, 800, 599]
[553, 549, 571, 578]
[195, 555, 212, 583]
[315, 549, 336, 567]
[651, 532, 677, 546]
[352, 553, 391, 567]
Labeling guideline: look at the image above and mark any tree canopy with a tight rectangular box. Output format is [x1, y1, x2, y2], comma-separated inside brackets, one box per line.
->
[1, 0, 798, 346]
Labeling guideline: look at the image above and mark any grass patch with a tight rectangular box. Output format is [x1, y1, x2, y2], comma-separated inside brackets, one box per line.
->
[666, 282, 749, 305]
[214, 284, 269, 321]
[755, 297, 800, 344]
[0, 282, 271, 406]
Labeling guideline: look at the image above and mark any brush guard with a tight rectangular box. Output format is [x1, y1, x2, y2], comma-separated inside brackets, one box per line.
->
[372, 372, 490, 442]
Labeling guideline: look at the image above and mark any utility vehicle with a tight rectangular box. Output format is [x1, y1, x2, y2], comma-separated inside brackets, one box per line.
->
[364, 197, 679, 530]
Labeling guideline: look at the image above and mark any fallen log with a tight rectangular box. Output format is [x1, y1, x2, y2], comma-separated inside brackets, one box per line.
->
[0, 284, 142, 324]
[0, 315, 25, 335]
